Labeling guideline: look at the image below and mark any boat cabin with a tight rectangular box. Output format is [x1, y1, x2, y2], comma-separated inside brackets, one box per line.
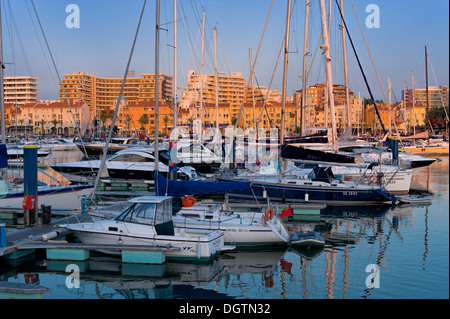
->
[114, 196, 175, 235]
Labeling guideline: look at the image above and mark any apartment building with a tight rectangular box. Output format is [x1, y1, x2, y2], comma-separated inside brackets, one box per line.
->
[3, 76, 39, 106]
[404, 85, 449, 110]
[14, 101, 90, 135]
[59, 72, 173, 117]
[179, 70, 247, 120]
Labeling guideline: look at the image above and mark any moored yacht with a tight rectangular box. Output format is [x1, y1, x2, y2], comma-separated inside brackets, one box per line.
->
[61, 196, 228, 262]
[50, 147, 202, 183]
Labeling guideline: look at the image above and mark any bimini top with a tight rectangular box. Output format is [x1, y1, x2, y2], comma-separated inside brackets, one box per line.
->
[128, 196, 173, 204]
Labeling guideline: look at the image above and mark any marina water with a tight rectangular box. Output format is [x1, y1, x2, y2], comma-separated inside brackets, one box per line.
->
[0, 151, 448, 299]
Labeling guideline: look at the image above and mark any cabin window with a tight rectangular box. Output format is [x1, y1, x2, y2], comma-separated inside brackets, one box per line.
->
[115, 203, 156, 225]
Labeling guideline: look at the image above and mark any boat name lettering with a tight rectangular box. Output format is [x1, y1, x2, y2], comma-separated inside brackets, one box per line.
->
[343, 191, 358, 196]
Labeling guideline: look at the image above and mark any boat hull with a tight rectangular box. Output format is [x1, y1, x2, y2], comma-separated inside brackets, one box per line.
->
[66, 223, 225, 262]
[173, 213, 289, 248]
[219, 179, 395, 206]
[404, 145, 449, 157]
[0, 184, 94, 210]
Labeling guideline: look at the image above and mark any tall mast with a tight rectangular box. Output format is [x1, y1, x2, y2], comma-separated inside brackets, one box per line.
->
[388, 77, 392, 133]
[155, 0, 160, 173]
[214, 27, 219, 130]
[425, 45, 429, 144]
[320, 0, 337, 152]
[403, 80, 407, 133]
[340, 0, 351, 133]
[200, 10, 205, 135]
[301, 0, 310, 135]
[411, 72, 416, 135]
[281, 0, 292, 146]
[279, 0, 292, 182]
[173, 0, 177, 130]
[0, 2, 6, 180]
[249, 48, 255, 130]
[0, 2, 5, 145]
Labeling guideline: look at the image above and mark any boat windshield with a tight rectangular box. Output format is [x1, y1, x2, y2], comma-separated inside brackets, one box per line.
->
[115, 203, 156, 225]
[114, 199, 172, 225]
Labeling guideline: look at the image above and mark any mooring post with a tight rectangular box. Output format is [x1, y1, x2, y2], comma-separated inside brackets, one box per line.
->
[23, 146, 38, 226]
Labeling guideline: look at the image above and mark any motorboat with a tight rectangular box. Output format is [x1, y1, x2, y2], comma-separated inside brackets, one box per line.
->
[76, 137, 140, 157]
[174, 142, 222, 174]
[289, 230, 325, 248]
[50, 147, 203, 183]
[61, 196, 229, 262]
[172, 199, 290, 248]
[403, 140, 449, 157]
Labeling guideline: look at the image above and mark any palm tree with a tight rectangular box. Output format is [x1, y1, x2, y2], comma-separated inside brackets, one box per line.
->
[99, 108, 114, 131]
[188, 117, 194, 132]
[40, 119, 47, 134]
[163, 115, 169, 135]
[51, 119, 59, 135]
[138, 114, 149, 133]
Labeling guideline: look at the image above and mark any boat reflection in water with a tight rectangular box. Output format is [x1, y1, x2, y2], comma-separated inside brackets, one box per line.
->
[1, 190, 440, 299]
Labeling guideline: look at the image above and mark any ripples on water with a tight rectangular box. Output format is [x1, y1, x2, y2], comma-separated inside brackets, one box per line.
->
[0, 154, 448, 300]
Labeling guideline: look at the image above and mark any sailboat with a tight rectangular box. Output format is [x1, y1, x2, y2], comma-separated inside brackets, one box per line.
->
[220, 0, 396, 206]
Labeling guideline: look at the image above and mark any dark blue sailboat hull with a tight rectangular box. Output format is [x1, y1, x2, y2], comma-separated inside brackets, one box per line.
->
[218, 179, 395, 206]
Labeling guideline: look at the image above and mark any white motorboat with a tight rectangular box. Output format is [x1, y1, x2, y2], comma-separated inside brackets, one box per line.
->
[61, 196, 229, 262]
[172, 199, 290, 248]
[50, 147, 202, 183]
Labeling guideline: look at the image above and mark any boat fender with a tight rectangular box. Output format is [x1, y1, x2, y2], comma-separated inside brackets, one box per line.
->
[182, 196, 197, 207]
[265, 207, 274, 221]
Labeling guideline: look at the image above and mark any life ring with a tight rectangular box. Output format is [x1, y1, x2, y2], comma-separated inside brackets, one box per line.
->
[182, 196, 197, 207]
[265, 207, 274, 221]
[369, 174, 376, 185]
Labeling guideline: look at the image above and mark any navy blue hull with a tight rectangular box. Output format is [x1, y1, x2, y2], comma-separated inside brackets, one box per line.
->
[220, 179, 395, 206]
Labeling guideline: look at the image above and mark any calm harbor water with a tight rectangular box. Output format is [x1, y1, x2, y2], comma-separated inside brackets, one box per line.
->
[0, 152, 448, 300]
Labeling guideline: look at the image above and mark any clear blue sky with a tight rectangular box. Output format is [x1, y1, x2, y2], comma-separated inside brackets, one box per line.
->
[2, 0, 449, 103]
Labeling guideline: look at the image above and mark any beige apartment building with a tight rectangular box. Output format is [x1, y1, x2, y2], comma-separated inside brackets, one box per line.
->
[3, 76, 39, 106]
[59, 72, 173, 117]
[10, 101, 90, 135]
[179, 71, 247, 121]
[404, 85, 448, 109]
[294, 83, 363, 132]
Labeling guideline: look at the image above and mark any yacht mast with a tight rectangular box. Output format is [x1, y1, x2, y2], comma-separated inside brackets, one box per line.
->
[200, 10, 205, 138]
[214, 27, 219, 130]
[249, 49, 256, 130]
[425, 45, 429, 145]
[411, 72, 416, 135]
[155, 0, 160, 173]
[280, 0, 292, 182]
[0, 2, 5, 146]
[173, 0, 177, 129]
[301, 0, 310, 135]
[320, 0, 338, 152]
[340, 0, 351, 133]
